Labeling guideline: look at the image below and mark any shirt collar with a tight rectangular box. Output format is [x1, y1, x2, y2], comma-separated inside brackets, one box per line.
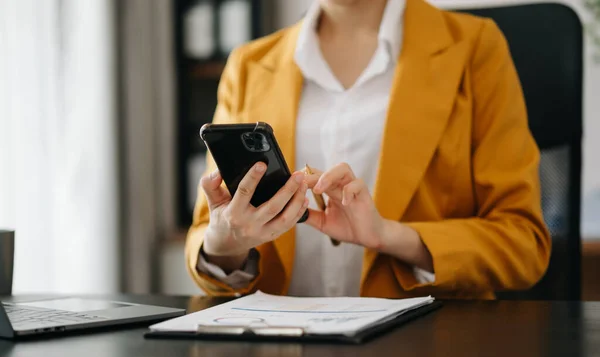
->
[378, 0, 406, 60]
[295, 0, 405, 70]
[294, 0, 405, 91]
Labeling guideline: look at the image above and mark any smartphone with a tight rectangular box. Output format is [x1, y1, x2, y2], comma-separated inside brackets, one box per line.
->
[199, 122, 309, 223]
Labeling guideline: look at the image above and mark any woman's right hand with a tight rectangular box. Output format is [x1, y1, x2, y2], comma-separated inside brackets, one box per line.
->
[200, 162, 309, 270]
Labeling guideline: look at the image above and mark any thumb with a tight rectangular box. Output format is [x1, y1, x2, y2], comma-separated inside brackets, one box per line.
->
[305, 208, 344, 245]
[303, 166, 323, 189]
[200, 169, 231, 209]
[304, 208, 326, 232]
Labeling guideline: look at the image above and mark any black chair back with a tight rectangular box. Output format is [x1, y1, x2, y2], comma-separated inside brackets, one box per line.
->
[458, 3, 583, 300]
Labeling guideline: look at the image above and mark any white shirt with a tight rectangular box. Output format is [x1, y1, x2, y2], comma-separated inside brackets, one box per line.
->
[198, 0, 434, 296]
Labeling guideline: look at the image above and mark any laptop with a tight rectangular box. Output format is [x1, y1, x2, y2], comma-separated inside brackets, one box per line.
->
[0, 297, 185, 339]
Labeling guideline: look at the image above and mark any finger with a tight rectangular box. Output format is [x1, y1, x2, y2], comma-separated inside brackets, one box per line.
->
[304, 208, 346, 244]
[303, 167, 323, 192]
[255, 172, 305, 223]
[342, 179, 368, 206]
[304, 172, 321, 190]
[262, 191, 309, 237]
[302, 166, 323, 176]
[229, 162, 267, 214]
[303, 208, 325, 232]
[200, 169, 231, 209]
[303, 208, 341, 241]
[267, 183, 307, 226]
[313, 162, 356, 195]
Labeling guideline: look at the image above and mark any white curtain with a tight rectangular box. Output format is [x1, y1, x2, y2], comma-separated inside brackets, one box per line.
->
[0, 0, 119, 294]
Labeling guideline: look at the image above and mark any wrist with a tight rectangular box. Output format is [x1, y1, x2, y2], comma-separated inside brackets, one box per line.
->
[379, 220, 433, 272]
[203, 227, 249, 272]
[202, 244, 249, 274]
[379, 219, 401, 253]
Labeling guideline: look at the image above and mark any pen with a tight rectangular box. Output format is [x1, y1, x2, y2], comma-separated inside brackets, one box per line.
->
[305, 164, 341, 246]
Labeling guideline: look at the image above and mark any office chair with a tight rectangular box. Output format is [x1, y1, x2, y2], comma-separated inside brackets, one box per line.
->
[456, 3, 583, 300]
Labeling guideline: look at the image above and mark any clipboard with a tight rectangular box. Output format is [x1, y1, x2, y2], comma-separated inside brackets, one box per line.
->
[144, 300, 441, 344]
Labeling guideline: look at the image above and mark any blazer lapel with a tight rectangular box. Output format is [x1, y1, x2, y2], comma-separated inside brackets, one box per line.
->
[361, 0, 471, 289]
[244, 25, 304, 294]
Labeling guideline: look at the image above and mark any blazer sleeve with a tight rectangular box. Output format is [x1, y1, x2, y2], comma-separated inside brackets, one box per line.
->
[394, 19, 552, 294]
[185, 48, 265, 296]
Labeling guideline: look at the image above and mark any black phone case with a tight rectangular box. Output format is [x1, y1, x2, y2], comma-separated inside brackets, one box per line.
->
[200, 122, 308, 223]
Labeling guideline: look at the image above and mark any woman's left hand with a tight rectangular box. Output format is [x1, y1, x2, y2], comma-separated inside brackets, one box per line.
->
[304, 163, 388, 250]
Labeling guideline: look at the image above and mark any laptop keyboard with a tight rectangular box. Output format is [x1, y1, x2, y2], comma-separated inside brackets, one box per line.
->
[4, 304, 107, 330]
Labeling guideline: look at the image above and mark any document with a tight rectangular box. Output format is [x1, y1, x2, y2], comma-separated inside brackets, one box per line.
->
[149, 291, 434, 336]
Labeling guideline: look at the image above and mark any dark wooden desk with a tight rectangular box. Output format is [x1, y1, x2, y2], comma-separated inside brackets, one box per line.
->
[1, 295, 599, 357]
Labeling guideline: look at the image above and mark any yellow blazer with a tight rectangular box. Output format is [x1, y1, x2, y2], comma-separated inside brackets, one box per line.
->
[185, 0, 551, 299]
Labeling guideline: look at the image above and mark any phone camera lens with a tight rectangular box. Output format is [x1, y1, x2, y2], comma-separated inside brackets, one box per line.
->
[242, 133, 253, 145]
[241, 132, 270, 152]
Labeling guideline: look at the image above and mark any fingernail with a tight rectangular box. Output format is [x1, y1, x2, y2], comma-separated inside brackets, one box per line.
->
[302, 183, 308, 191]
[303, 198, 309, 208]
[255, 163, 266, 172]
[295, 174, 304, 183]
[210, 169, 219, 180]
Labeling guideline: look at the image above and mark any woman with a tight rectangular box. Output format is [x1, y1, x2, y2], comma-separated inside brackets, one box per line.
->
[185, 0, 551, 299]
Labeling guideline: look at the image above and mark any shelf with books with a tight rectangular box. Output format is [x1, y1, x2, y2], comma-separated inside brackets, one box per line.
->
[174, 0, 273, 227]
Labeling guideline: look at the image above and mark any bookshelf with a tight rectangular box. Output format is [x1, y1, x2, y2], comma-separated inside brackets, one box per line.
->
[173, 0, 275, 227]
